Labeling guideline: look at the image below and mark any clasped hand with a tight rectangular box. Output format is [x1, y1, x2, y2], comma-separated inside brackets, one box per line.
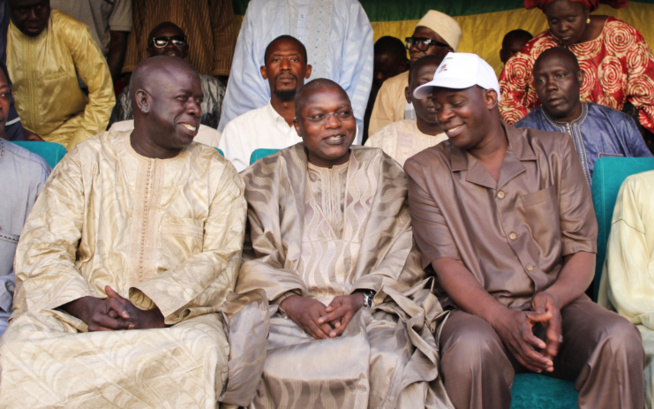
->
[279, 293, 365, 340]
[63, 285, 165, 331]
[490, 291, 562, 373]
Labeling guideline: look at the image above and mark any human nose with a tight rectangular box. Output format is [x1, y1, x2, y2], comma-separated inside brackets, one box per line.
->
[187, 98, 201, 116]
[280, 57, 290, 70]
[545, 76, 558, 91]
[324, 112, 341, 127]
[436, 105, 454, 125]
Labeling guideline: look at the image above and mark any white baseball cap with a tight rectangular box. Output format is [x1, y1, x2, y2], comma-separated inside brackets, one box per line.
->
[413, 52, 500, 100]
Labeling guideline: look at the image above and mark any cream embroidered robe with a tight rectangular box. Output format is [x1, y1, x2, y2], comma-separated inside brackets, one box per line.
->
[0, 131, 267, 409]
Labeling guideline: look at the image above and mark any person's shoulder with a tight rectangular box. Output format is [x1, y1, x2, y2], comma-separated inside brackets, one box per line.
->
[2, 141, 51, 176]
[50, 9, 92, 34]
[384, 71, 409, 91]
[225, 104, 269, 129]
[623, 169, 654, 191]
[515, 107, 546, 128]
[366, 121, 400, 145]
[587, 102, 633, 122]
[405, 139, 450, 171]
[510, 124, 572, 157]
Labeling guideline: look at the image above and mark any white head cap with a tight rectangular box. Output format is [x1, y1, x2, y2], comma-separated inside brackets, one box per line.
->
[413, 52, 500, 100]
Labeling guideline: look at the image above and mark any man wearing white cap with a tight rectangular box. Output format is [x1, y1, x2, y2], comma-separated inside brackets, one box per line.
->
[405, 52, 645, 409]
[368, 10, 461, 136]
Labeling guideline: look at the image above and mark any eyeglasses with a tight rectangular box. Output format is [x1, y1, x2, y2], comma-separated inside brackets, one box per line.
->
[405, 37, 450, 51]
[299, 109, 354, 124]
[149, 35, 188, 48]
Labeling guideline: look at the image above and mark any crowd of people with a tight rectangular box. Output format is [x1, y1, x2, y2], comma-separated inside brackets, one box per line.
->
[1, 0, 653, 408]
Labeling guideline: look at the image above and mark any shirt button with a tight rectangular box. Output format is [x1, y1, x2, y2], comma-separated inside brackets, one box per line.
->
[508, 232, 517, 241]
[496, 190, 505, 199]
[526, 264, 534, 272]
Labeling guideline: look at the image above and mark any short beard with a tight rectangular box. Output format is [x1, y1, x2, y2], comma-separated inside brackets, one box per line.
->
[273, 89, 297, 102]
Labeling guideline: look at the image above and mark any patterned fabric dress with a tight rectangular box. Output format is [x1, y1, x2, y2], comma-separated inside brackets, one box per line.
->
[499, 17, 654, 133]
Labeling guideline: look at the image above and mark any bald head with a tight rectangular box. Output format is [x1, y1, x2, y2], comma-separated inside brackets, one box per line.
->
[131, 56, 199, 106]
[534, 47, 579, 74]
[294, 78, 348, 118]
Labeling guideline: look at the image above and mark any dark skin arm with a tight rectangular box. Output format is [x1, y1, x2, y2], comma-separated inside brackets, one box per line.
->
[107, 31, 129, 84]
[433, 252, 594, 373]
[279, 295, 336, 340]
[61, 285, 165, 331]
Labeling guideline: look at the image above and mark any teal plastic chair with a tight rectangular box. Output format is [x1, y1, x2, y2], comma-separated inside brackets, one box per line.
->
[591, 157, 654, 299]
[215, 148, 224, 156]
[250, 148, 279, 165]
[13, 140, 67, 169]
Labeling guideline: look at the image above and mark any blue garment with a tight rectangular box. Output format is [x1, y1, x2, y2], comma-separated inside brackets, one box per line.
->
[218, 0, 373, 143]
[516, 103, 652, 186]
[0, 139, 50, 336]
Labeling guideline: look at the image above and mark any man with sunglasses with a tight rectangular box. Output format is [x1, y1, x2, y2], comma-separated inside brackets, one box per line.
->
[6, 0, 115, 150]
[368, 10, 461, 136]
[110, 22, 225, 132]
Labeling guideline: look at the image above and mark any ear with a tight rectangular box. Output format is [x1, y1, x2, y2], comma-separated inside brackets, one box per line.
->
[577, 69, 585, 85]
[304, 64, 313, 79]
[260, 65, 268, 80]
[134, 89, 151, 114]
[404, 85, 411, 104]
[485, 88, 499, 110]
[293, 117, 303, 137]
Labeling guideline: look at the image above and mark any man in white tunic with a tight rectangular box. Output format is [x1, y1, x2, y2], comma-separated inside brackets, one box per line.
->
[219, 35, 311, 171]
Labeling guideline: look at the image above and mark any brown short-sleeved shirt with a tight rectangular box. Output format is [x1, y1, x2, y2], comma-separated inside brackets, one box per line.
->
[405, 122, 598, 310]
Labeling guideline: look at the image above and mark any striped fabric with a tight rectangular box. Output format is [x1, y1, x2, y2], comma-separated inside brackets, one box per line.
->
[122, 0, 236, 76]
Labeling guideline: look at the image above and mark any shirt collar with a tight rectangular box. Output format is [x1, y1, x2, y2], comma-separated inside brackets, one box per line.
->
[265, 100, 294, 128]
[449, 121, 538, 188]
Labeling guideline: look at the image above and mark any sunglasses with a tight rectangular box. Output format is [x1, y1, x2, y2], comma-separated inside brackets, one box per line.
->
[405, 37, 450, 52]
[149, 35, 188, 48]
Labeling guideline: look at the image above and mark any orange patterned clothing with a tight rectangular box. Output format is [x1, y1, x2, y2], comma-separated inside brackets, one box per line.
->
[499, 17, 654, 133]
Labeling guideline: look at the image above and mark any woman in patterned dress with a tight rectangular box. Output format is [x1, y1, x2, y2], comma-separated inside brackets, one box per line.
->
[499, 0, 654, 134]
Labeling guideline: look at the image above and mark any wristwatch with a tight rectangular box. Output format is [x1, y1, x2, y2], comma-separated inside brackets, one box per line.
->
[361, 290, 374, 308]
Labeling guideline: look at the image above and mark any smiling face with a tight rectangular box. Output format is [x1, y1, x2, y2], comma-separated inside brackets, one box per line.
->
[135, 60, 203, 154]
[409, 26, 452, 63]
[432, 85, 498, 151]
[533, 48, 583, 122]
[261, 37, 311, 102]
[545, 0, 589, 46]
[9, 0, 50, 37]
[294, 83, 356, 168]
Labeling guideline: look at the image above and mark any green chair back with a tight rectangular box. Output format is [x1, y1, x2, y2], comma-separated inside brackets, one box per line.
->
[250, 148, 279, 165]
[591, 157, 654, 299]
[13, 141, 67, 169]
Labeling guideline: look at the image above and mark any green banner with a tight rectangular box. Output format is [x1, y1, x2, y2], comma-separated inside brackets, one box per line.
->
[233, 0, 654, 20]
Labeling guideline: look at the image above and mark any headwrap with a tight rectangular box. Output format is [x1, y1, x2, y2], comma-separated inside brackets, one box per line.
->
[524, 0, 628, 12]
[416, 10, 462, 51]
